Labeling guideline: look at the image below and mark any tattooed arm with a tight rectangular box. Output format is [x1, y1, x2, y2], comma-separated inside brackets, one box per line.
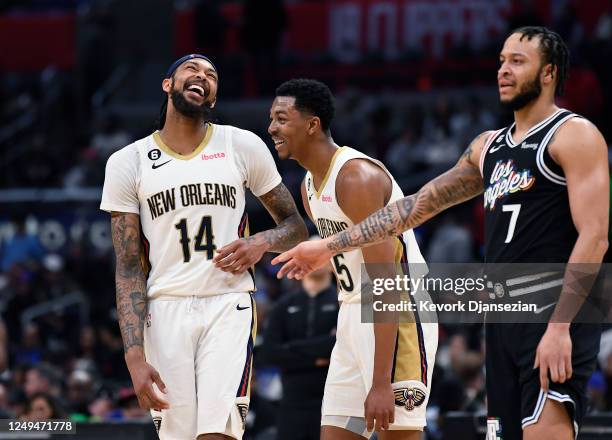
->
[272, 131, 492, 279]
[213, 182, 308, 274]
[256, 182, 309, 251]
[327, 132, 488, 253]
[111, 211, 168, 411]
[112, 212, 147, 356]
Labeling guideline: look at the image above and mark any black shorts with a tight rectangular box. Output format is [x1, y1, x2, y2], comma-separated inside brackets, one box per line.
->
[485, 322, 600, 440]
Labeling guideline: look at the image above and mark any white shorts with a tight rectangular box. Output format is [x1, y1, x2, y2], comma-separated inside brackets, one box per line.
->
[144, 292, 256, 440]
[322, 302, 437, 433]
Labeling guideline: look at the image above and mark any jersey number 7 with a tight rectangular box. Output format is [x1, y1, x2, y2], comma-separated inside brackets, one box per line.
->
[175, 216, 216, 263]
[502, 204, 521, 244]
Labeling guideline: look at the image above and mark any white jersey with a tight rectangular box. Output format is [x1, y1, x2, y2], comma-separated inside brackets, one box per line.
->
[100, 124, 282, 299]
[305, 147, 427, 303]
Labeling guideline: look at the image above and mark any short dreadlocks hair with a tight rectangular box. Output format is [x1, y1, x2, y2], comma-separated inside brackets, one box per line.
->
[511, 26, 570, 96]
[275, 79, 335, 132]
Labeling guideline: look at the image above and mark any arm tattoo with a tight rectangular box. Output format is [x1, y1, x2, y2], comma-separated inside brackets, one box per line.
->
[111, 212, 148, 353]
[327, 134, 488, 254]
[256, 183, 308, 252]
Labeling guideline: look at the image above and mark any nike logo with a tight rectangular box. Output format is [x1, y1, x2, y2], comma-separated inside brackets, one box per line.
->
[534, 302, 556, 314]
[236, 304, 250, 311]
[152, 160, 172, 169]
[488, 143, 504, 153]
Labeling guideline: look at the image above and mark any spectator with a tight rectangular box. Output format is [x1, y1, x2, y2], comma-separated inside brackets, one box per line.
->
[66, 369, 95, 417]
[22, 392, 65, 421]
[1, 215, 45, 273]
[14, 323, 45, 367]
[259, 262, 338, 440]
[0, 382, 12, 418]
[23, 364, 62, 399]
[37, 254, 79, 299]
[76, 326, 98, 363]
[114, 387, 148, 420]
[88, 388, 114, 421]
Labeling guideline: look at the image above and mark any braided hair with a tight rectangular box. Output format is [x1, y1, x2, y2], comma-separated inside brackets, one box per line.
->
[511, 26, 570, 96]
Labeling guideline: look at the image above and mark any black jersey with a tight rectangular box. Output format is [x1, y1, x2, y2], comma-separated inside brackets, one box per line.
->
[481, 109, 580, 263]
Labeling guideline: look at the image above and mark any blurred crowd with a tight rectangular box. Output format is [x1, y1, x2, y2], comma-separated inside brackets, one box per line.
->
[1, 0, 612, 438]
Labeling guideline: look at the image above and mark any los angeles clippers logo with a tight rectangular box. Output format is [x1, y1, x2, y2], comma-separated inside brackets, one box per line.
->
[484, 160, 535, 210]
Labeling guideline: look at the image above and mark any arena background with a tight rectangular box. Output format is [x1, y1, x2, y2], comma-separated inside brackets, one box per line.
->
[0, 0, 611, 439]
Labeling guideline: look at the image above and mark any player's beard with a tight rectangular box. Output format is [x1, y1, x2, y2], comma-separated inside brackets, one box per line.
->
[500, 68, 543, 112]
[170, 86, 214, 122]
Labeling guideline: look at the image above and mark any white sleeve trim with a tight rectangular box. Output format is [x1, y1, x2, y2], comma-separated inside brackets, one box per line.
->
[99, 203, 140, 215]
[251, 175, 282, 197]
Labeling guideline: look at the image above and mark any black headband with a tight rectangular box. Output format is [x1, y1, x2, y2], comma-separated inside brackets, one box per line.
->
[165, 54, 217, 78]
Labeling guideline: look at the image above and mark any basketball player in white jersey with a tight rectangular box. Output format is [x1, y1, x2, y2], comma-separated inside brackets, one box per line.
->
[268, 79, 437, 439]
[100, 54, 307, 440]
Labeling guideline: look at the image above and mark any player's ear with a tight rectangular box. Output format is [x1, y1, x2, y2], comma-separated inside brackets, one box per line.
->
[542, 63, 556, 86]
[162, 78, 172, 94]
[308, 117, 321, 135]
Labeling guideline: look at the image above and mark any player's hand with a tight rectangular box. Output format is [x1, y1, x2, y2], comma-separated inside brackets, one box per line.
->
[272, 240, 333, 280]
[364, 383, 395, 432]
[534, 323, 573, 392]
[213, 237, 267, 274]
[126, 359, 169, 411]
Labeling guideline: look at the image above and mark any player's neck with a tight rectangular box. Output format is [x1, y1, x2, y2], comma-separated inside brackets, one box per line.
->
[300, 140, 339, 187]
[159, 113, 210, 156]
[512, 98, 558, 142]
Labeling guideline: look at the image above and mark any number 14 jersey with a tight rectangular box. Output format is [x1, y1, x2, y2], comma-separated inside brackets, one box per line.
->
[100, 124, 282, 298]
[480, 109, 580, 263]
[305, 147, 426, 304]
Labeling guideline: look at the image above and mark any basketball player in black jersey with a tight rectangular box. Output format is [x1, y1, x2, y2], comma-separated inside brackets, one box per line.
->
[273, 27, 609, 440]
